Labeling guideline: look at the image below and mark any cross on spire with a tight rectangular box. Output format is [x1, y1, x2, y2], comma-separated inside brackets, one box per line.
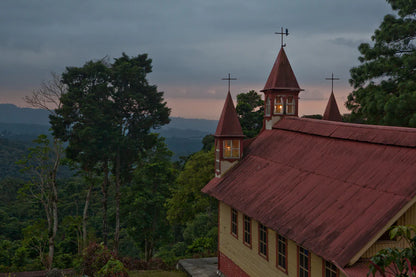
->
[222, 73, 237, 93]
[275, 27, 289, 48]
[325, 73, 340, 92]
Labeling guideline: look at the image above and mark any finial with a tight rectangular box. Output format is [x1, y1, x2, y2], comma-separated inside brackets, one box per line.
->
[325, 73, 340, 93]
[221, 73, 237, 93]
[275, 27, 289, 48]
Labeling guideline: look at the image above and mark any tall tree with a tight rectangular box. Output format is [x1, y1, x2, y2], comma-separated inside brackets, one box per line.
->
[347, 0, 416, 127]
[50, 53, 170, 253]
[18, 135, 63, 270]
[123, 135, 175, 261]
[236, 90, 264, 138]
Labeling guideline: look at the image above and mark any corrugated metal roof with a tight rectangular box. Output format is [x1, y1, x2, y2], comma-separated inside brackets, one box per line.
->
[323, 92, 342, 122]
[215, 91, 244, 138]
[202, 117, 416, 268]
[261, 47, 302, 92]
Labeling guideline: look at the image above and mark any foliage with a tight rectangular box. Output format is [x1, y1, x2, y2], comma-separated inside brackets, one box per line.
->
[201, 135, 215, 152]
[123, 136, 175, 261]
[369, 225, 416, 276]
[46, 268, 64, 277]
[347, 1, 416, 127]
[236, 90, 264, 138]
[166, 149, 216, 225]
[97, 258, 129, 277]
[77, 242, 114, 277]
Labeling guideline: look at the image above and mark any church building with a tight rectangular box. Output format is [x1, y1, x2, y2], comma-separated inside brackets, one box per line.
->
[202, 45, 416, 277]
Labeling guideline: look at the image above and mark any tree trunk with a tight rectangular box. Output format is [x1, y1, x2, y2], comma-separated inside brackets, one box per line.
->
[102, 161, 109, 246]
[48, 139, 60, 270]
[114, 149, 121, 256]
[82, 180, 93, 251]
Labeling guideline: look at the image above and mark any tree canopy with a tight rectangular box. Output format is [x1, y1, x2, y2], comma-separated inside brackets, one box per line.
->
[347, 0, 416, 127]
[236, 90, 264, 138]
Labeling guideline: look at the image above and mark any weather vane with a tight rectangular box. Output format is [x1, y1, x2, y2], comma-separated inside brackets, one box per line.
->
[222, 73, 237, 93]
[325, 73, 340, 92]
[275, 27, 289, 48]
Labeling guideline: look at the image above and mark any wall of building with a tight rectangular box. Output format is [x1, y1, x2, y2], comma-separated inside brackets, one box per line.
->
[219, 201, 345, 277]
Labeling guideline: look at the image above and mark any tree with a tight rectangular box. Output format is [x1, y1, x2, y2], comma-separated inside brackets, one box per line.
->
[236, 90, 264, 138]
[50, 53, 170, 253]
[369, 225, 416, 276]
[347, 1, 416, 127]
[18, 135, 63, 270]
[123, 135, 175, 261]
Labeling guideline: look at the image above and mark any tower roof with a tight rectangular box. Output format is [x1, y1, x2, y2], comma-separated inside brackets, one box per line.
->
[323, 91, 342, 121]
[215, 92, 244, 138]
[261, 47, 302, 92]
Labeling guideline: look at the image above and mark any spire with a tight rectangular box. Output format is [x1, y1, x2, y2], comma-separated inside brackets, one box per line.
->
[262, 47, 302, 92]
[215, 91, 244, 138]
[323, 91, 342, 122]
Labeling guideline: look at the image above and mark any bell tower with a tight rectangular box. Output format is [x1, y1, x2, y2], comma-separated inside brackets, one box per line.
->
[261, 31, 303, 129]
[214, 91, 244, 178]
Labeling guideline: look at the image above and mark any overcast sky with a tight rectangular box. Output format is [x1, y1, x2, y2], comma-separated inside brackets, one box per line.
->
[0, 0, 392, 119]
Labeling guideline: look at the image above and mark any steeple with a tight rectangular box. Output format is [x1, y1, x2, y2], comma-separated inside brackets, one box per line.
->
[214, 91, 244, 178]
[323, 91, 342, 122]
[261, 47, 303, 129]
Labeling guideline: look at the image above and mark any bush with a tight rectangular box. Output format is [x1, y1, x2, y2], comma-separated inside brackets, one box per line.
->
[96, 258, 128, 277]
[78, 243, 114, 276]
[46, 268, 64, 277]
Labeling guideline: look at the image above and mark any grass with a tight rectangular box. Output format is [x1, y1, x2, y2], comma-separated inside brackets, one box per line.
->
[129, 270, 187, 277]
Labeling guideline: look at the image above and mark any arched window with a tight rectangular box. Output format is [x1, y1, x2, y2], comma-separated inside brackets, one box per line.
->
[274, 96, 283, 114]
[265, 97, 271, 116]
[286, 96, 295, 115]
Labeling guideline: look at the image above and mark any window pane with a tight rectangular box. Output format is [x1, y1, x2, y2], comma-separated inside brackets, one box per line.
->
[232, 140, 239, 148]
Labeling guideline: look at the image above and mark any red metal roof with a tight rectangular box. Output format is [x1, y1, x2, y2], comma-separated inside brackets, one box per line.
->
[203, 117, 416, 268]
[215, 92, 244, 138]
[323, 91, 342, 121]
[262, 47, 301, 92]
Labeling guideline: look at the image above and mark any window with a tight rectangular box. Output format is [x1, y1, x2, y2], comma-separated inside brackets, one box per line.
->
[243, 215, 251, 247]
[324, 260, 338, 277]
[215, 147, 220, 175]
[223, 140, 240, 158]
[277, 234, 287, 272]
[265, 97, 271, 116]
[259, 223, 268, 259]
[286, 96, 295, 115]
[274, 96, 283, 114]
[298, 246, 310, 277]
[231, 208, 238, 238]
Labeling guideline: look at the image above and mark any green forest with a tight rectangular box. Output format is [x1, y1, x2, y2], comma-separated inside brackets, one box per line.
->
[0, 53, 263, 276]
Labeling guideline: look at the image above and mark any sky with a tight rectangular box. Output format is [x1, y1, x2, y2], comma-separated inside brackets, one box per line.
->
[0, 0, 393, 120]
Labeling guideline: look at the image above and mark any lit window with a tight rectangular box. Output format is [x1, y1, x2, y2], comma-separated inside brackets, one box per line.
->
[277, 235, 287, 272]
[243, 215, 251, 246]
[274, 96, 283, 114]
[259, 223, 268, 259]
[324, 261, 338, 277]
[265, 97, 271, 116]
[299, 246, 310, 277]
[231, 208, 238, 238]
[223, 140, 240, 158]
[286, 96, 295, 115]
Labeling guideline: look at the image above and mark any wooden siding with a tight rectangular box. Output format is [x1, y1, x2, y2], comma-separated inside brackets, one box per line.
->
[362, 202, 416, 258]
[219, 201, 341, 277]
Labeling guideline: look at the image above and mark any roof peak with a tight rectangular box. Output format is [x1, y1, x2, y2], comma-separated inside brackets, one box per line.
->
[261, 47, 302, 92]
[215, 91, 244, 138]
[323, 91, 342, 122]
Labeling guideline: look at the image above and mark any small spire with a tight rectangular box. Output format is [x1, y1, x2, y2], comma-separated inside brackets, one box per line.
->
[323, 91, 342, 122]
[215, 92, 244, 138]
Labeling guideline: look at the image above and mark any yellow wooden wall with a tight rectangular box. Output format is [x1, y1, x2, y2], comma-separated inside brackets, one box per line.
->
[219, 201, 342, 277]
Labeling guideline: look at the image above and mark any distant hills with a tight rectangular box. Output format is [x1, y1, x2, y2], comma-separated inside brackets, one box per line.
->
[0, 103, 218, 159]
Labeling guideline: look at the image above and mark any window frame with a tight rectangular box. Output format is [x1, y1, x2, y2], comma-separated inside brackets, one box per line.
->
[243, 215, 252, 248]
[286, 95, 296, 115]
[258, 223, 268, 260]
[274, 96, 284, 115]
[277, 234, 288, 273]
[231, 208, 238, 238]
[298, 246, 311, 277]
[223, 139, 240, 159]
[322, 260, 339, 277]
[265, 96, 271, 116]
